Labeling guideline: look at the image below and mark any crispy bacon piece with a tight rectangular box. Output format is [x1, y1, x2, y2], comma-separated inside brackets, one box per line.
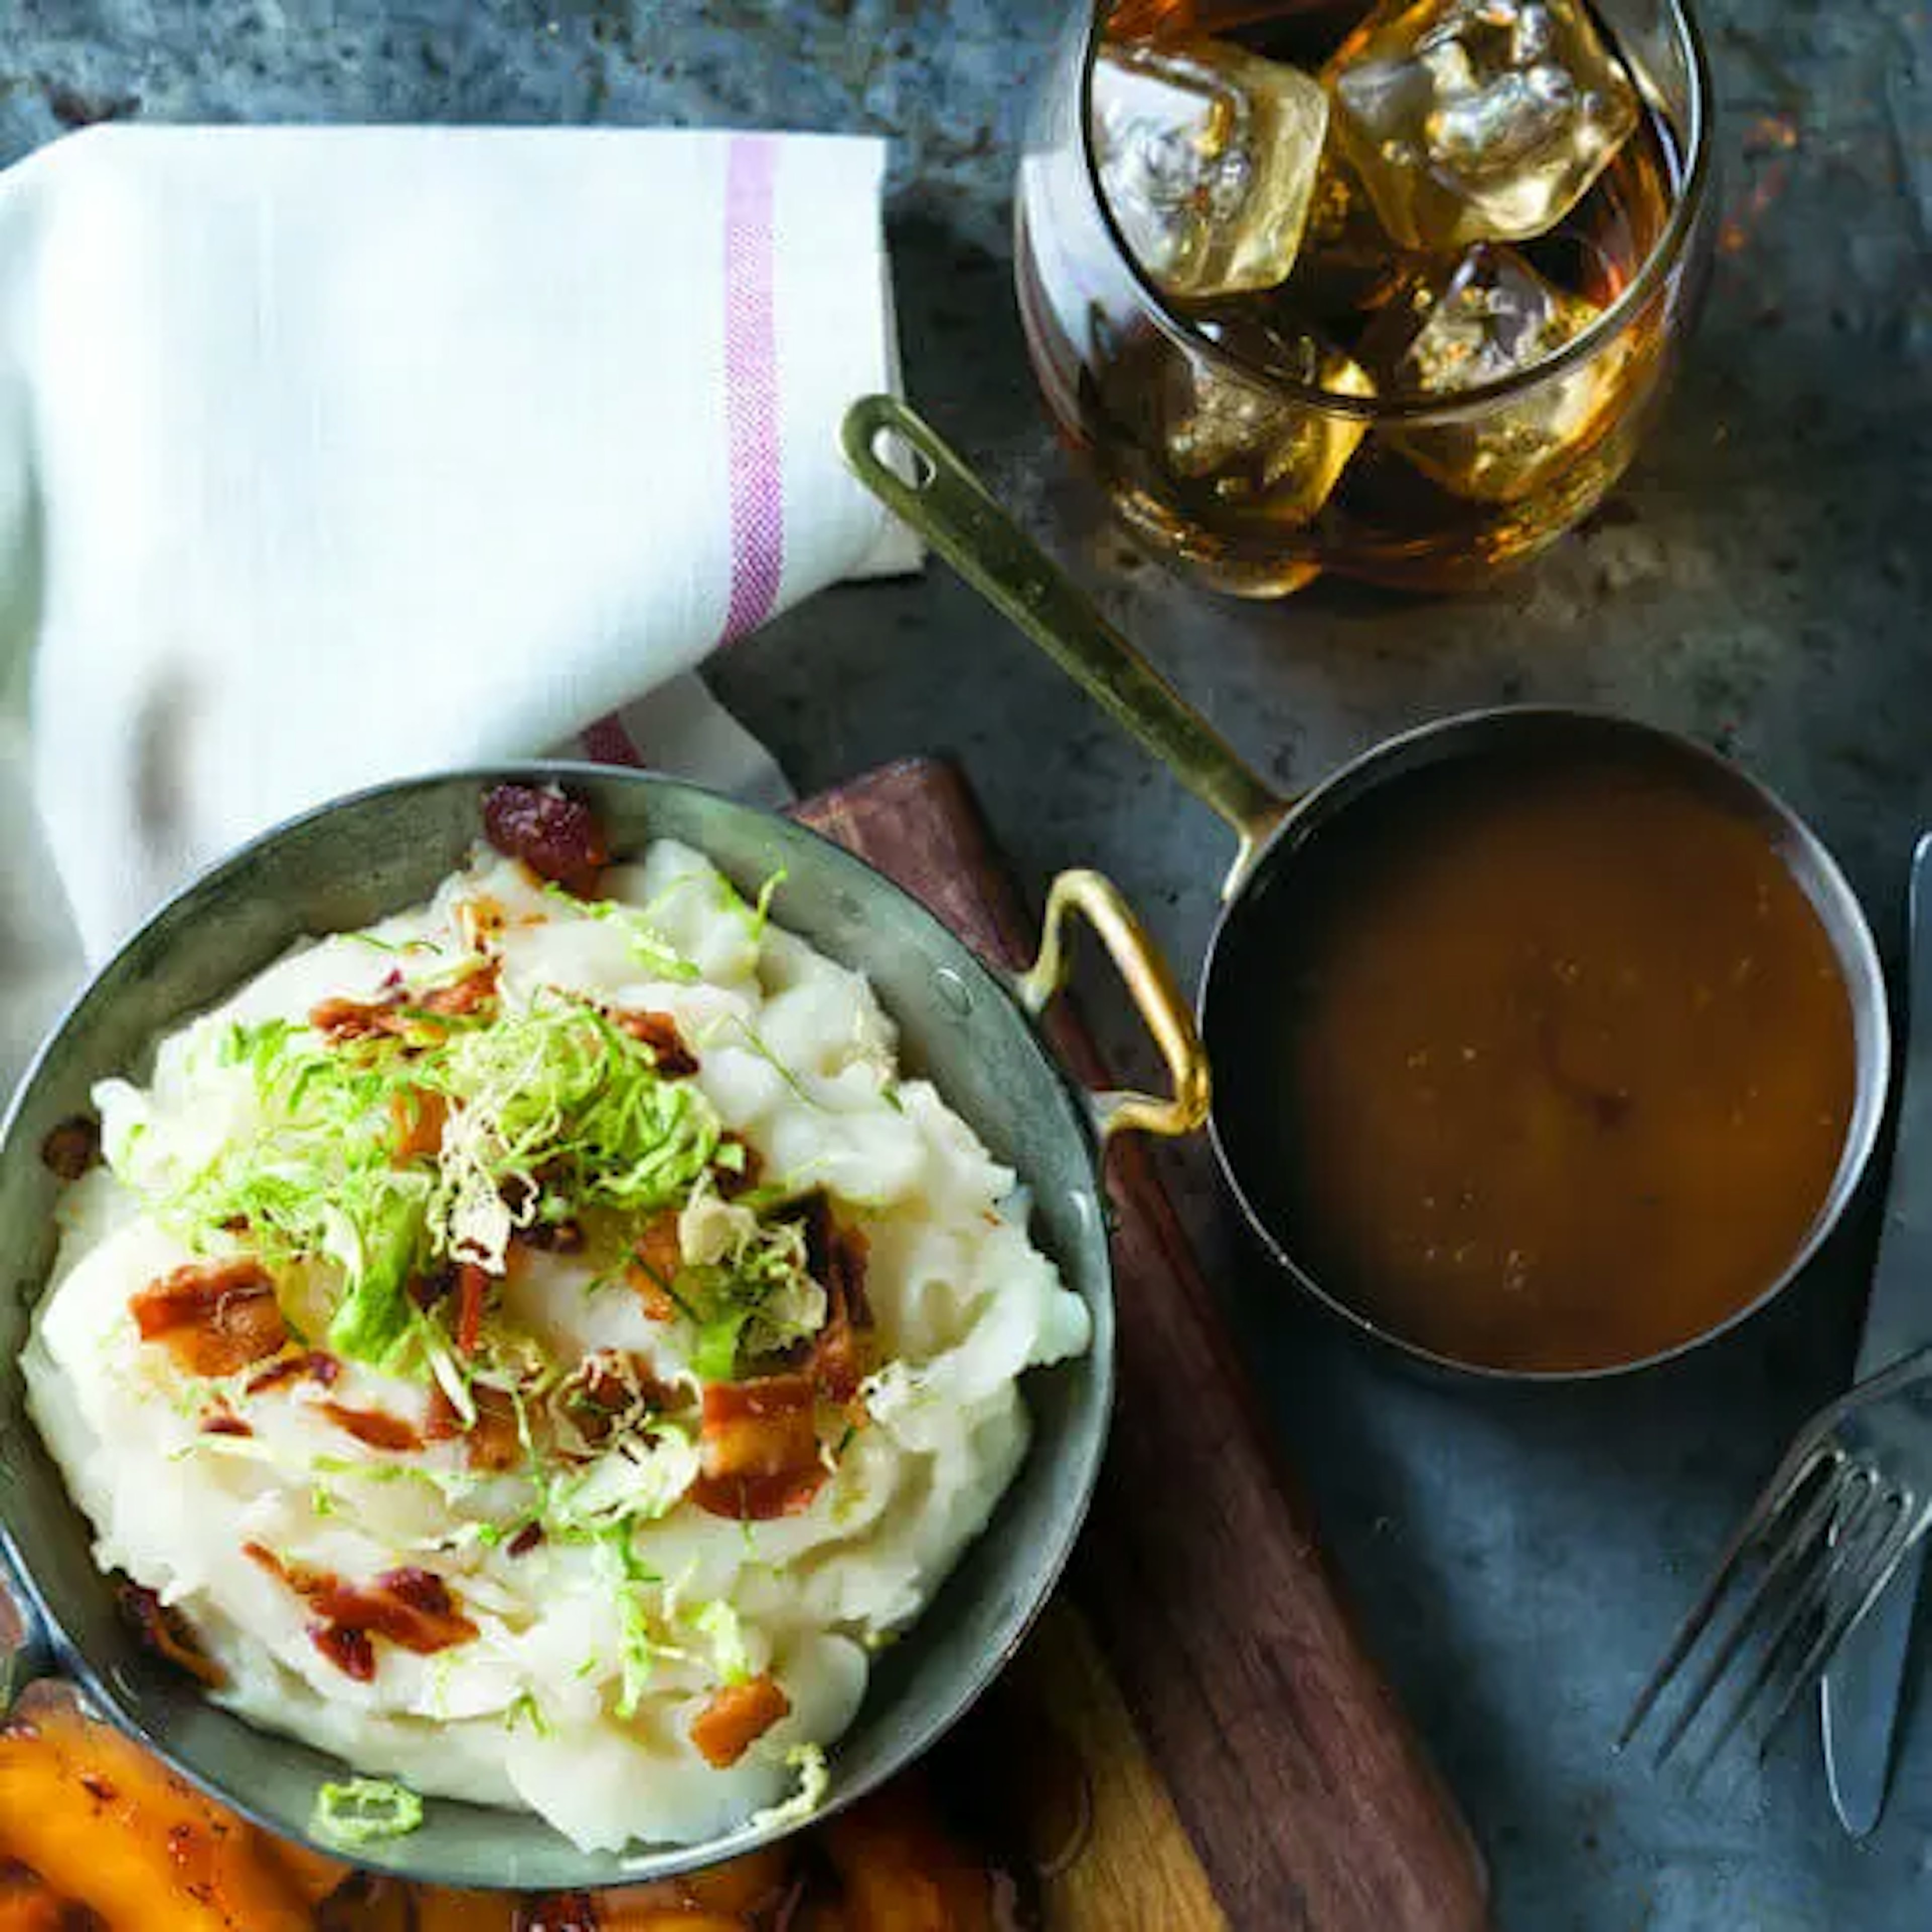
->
[313, 965, 495, 1049]
[466, 1388, 525, 1473]
[506, 1522, 545, 1559]
[244, 1546, 477, 1682]
[801, 1194, 873, 1324]
[39, 1115, 101, 1182]
[688, 1675, 792, 1770]
[714, 1130, 763, 1199]
[481, 783, 610, 897]
[689, 1375, 827, 1521]
[557, 1350, 680, 1450]
[801, 1198, 873, 1405]
[115, 1580, 227, 1689]
[625, 1213, 683, 1321]
[312, 1624, 377, 1683]
[244, 1348, 340, 1396]
[418, 961, 499, 1017]
[370, 1565, 472, 1637]
[697, 1375, 818, 1478]
[831, 1223, 873, 1328]
[580, 1350, 679, 1415]
[810, 1311, 866, 1408]
[622, 1265, 676, 1324]
[574, 1358, 631, 1420]
[318, 1402, 423, 1454]
[424, 1380, 523, 1473]
[307, 994, 403, 1044]
[798, 1192, 836, 1277]
[454, 1262, 490, 1356]
[612, 1009, 698, 1078]
[199, 1410, 252, 1439]
[422, 1381, 460, 1441]
[387, 1088, 448, 1163]
[129, 1261, 286, 1379]
[409, 1261, 457, 1312]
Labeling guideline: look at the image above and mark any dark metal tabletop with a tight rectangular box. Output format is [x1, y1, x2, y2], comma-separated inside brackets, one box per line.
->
[6, 3, 1929, 1925]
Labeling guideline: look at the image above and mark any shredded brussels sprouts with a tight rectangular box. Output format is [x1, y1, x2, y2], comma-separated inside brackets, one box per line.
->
[311, 1776, 424, 1844]
[541, 883, 701, 982]
[107, 982, 725, 1371]
[748, 1744, 830, 1832]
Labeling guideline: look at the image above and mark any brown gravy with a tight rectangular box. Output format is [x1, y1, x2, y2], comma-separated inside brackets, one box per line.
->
[1230, 750, 1858, 1371]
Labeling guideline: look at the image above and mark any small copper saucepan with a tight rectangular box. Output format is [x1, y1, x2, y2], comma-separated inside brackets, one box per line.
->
[842, 395, 1891, 1384]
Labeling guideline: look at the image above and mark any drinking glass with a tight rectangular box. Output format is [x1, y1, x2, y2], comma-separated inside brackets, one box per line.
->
[1014, 0, 1716, 595]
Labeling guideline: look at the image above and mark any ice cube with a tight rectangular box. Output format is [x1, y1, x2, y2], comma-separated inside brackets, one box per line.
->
[1325, 0, 1640, 249]
[1092, 38, 1330, 300]
[1154, 316, 1373, 521]
[1372, 243, 1624, 500]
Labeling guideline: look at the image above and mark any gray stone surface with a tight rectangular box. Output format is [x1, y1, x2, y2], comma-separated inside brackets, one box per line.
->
[4, 2, 1929, 1926]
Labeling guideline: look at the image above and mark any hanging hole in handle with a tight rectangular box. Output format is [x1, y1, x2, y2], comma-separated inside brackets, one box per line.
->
[870, 423, 937, 491]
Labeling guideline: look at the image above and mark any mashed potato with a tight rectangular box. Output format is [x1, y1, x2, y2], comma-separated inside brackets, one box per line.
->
[24, 833, 1089, 1852]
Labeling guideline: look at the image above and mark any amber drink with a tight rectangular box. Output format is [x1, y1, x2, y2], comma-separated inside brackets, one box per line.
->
[1015, 0, 1714, 594]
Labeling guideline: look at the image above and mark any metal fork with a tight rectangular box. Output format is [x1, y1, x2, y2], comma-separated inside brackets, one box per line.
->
[1618, 1343, 1932, 1781]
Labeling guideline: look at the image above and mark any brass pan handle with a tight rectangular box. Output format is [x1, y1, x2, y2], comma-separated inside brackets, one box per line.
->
[842, 393, 1288, 899]
[1014, 869, 1211, 1144]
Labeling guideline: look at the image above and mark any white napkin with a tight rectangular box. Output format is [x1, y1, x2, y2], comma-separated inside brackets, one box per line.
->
[0, 122, 916, 1051]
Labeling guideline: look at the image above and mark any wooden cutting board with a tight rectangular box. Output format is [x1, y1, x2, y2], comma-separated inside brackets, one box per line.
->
[797, 756, 1491, 1932]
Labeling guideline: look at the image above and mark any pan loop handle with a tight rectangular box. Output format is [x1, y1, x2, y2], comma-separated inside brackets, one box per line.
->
[1014, 869, 1210, 1144]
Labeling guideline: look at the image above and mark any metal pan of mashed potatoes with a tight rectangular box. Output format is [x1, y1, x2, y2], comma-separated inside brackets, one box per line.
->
[0, 764, 1209, 1892]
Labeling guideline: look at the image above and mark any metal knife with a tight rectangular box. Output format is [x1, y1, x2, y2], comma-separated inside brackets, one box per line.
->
[1820, 833, 1932, 1836]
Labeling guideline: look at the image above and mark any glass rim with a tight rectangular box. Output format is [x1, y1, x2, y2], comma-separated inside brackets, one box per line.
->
[1074, 0, 1716, 424]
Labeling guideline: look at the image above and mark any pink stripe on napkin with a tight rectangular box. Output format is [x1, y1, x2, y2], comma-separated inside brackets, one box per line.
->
[719, 135, 785, 645]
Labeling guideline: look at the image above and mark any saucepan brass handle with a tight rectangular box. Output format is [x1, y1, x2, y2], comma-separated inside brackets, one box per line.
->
[1014, 869, 1211, 1144]
[842, 393, 1290, 899]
